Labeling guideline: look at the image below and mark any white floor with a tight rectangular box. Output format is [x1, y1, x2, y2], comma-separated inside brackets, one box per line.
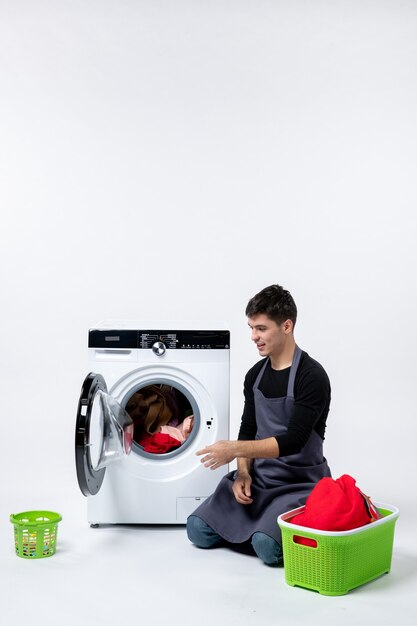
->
[1, 492, 416, 626]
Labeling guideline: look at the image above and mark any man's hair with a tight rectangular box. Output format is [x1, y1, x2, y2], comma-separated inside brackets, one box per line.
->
[245, 284, 297, 327]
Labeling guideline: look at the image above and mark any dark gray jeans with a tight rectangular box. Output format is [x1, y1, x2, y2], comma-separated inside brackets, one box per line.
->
[186, 515, 283, 566]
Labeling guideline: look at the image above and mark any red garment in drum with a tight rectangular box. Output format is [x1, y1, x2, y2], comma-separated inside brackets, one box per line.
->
[139, 432, 181, 454]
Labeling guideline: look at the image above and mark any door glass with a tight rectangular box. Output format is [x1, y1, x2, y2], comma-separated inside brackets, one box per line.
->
[125, 384, 196, 455]
[89, 390, 134, 470]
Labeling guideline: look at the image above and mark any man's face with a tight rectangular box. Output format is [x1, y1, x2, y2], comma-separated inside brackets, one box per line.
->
[248, 313, 289, 359]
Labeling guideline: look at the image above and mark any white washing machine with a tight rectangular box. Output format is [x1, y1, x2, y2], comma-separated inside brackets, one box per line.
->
[75, 320, 230, 525]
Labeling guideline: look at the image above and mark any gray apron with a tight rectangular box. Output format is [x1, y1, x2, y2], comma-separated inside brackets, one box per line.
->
[191, 346, 331, 543]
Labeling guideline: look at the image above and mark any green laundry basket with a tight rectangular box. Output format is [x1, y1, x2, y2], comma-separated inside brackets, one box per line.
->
[278, 502, 399, 595]
[10, 511, 62, 559]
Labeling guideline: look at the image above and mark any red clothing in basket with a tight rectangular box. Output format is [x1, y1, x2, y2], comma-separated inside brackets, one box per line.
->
[290, 474, 381, 545]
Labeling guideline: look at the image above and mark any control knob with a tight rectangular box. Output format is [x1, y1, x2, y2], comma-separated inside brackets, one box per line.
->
[152, 341, 166, 356]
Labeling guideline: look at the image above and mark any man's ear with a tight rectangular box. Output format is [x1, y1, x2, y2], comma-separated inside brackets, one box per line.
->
[282, 319, 294, 334]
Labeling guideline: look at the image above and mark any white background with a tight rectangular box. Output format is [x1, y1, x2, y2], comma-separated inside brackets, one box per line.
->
[0, 1, 416, 624]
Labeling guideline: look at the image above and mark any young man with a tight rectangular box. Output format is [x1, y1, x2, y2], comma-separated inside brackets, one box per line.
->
[186, 284, 331, 566]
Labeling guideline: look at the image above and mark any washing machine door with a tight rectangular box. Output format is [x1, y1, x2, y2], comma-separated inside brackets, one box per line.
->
[75, 373, 134, 496]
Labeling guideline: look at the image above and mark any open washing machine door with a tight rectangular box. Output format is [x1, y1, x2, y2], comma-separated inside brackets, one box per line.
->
[75, 373, 134, 496]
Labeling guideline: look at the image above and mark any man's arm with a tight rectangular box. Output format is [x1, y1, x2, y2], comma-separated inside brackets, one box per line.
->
[233, 456, 253, 504]
[196, 437, 279, 470]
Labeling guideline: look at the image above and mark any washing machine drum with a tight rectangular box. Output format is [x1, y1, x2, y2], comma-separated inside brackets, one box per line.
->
[75, 373, 134, 496]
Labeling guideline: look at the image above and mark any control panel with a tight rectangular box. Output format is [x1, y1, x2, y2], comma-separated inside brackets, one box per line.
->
[89, 329, 230, 349]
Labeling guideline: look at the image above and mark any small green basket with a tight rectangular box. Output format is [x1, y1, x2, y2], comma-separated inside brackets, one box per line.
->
[10, 511, 62, 559]
[278, 502, 399, 595]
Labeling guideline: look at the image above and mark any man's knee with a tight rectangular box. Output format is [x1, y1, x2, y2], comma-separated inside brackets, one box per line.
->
[251, 532, 283, 566]
[186, 515, 224, 549]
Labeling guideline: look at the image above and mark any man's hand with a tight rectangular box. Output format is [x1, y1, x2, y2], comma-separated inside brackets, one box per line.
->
[196, 440, 238, 469]
[232, 471, 253, 505]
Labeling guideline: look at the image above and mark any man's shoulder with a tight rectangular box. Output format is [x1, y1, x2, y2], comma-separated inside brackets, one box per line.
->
[298, 351, 330, 387]
[244, 358, 267, 383]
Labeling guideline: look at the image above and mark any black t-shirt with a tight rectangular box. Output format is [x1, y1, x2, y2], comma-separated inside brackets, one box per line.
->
[238, 351, 331, 457]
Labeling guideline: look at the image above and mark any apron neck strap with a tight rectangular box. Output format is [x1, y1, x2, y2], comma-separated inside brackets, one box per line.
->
[287, 345, 302, 398]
